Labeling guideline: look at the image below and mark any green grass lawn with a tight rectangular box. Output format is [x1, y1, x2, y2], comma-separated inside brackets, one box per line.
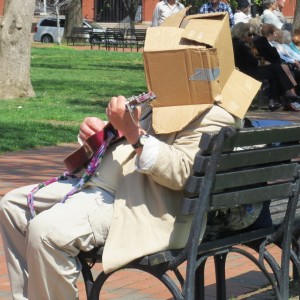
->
[0, 45, 146, 153]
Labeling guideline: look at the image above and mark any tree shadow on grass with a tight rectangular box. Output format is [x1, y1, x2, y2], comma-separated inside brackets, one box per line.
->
[31, 62, 144, 72]
[0, 122, 77, 153]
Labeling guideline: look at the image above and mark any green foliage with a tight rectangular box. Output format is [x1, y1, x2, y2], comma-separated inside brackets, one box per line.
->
[228, 0, 238, 10]
[253, 0, 263, 6]
[0, 45, 145, 153]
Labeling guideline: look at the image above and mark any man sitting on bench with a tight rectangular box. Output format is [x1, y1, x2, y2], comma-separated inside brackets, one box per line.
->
[0, 95, 244, 300]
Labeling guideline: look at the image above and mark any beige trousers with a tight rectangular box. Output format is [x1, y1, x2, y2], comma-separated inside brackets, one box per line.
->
[0, 177, 114, 300]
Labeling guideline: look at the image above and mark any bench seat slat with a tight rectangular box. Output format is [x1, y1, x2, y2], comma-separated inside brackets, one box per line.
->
[138, 227, 276, 266]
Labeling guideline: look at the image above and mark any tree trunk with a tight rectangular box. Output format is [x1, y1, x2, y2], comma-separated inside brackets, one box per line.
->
[293, 0, 300, 30]
[0, 0, 35, 99]
[122, 0, 138, 30]
[64, 0, 82, 40]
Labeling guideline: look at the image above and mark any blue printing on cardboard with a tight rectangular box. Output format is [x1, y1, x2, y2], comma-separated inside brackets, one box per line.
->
[189, 68, 220, 81]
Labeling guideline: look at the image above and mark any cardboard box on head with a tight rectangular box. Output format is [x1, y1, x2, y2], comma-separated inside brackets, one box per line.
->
[143, 10, 261, 134]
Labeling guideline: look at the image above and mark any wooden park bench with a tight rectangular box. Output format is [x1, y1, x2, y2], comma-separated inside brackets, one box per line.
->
[89, 28, 147, 52]
[66, 27, 93, 46]
[78, 123, 300, 300]
[133, 28, 147, 52]
[89, 31, 107, 50]
[123, 28, 147, 52]
[104, 27, 126, 51]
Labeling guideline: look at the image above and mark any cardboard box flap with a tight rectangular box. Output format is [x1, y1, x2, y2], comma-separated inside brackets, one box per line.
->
[182, 12, 227, 23]
[152, 104, 212, 134]
[219, 68, 261, 119]
[182, 18, 225, 48]
[144, 27, 187, 51]
[160, 5, 190, 28]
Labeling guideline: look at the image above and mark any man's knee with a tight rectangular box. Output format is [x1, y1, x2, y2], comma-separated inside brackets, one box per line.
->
[27, 211, 77, 256]
[26, 214, 55, 252]
[0, 188, 32, 232]
[0, 191, 17, 224]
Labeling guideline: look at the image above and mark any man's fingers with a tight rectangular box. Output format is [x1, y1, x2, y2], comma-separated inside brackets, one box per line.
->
[79, 117, 106, 141]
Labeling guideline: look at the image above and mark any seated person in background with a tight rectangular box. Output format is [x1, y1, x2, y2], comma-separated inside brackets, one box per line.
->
[261, 0, 284, 30]
[151, 0, 185, 27]
[261, 24, 300, 98]
[269, 28, 300, 64]
[231, 22, 300, 111]
[290, 28, 300, 55]
[199, 0, 235, 27]
[0, 94, 242, 299]
[252, 23, 300, 101]
[234, 0, 251, 24]
[249, 21, 282, 64]
[274, 0, 293, 32]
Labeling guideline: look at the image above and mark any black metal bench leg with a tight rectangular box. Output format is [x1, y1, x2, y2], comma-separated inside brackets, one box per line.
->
[214, 253, 228, 300]
[195, 258, 207, 299]
[78, 255, 95, 299]
[292, 233, 300, 284]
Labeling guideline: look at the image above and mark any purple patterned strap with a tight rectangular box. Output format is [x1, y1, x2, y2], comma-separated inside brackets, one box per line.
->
[27, 131, 116, 218]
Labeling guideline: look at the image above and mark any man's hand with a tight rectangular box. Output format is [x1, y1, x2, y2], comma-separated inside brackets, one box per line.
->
[79, 117, 106, 142]
[106, 96, 147, 150]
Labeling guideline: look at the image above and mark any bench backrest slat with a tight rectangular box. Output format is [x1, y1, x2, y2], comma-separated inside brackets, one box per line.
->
[210, 182, 294, 209]
[183, 181, 294, 214]
[194, 144, 300, 174]
[200, 125, 300, 152]
[186, 162, 299, 195]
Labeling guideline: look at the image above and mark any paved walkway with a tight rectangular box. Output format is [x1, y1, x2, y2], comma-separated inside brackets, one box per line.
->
[1, 109, 300, 299]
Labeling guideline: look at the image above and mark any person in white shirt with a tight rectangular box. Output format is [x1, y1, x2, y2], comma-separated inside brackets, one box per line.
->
[261, 0, 284, 30]
[152, 0, 185, 27]
[274, 0, 293, 32]
[234, 0, 251, 24]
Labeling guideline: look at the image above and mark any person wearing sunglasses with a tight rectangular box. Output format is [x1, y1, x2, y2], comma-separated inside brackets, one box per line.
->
[231, 22, 300, 111]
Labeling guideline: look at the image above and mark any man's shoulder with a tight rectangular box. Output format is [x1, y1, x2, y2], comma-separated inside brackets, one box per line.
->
[156, 0, 167, 8]
[200, 2, 211, 8]
[232, 38, 246, 48]
[253, 35, 268, 44]
[219, 1, 231, 9]
[219, 1, 229, 6]
[262, 9, 272, 16]
[273, 9, 282, 16]
[178, 2, 185, 9]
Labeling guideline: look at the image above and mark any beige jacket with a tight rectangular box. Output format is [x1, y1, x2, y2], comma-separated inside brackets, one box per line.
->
[100, 105, 241, 272]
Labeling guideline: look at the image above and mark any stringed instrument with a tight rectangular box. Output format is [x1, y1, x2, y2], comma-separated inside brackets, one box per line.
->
[64, 92, 156, 174]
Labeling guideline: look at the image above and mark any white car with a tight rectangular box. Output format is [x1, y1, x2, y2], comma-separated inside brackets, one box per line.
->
[33, 18, 105, 43]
